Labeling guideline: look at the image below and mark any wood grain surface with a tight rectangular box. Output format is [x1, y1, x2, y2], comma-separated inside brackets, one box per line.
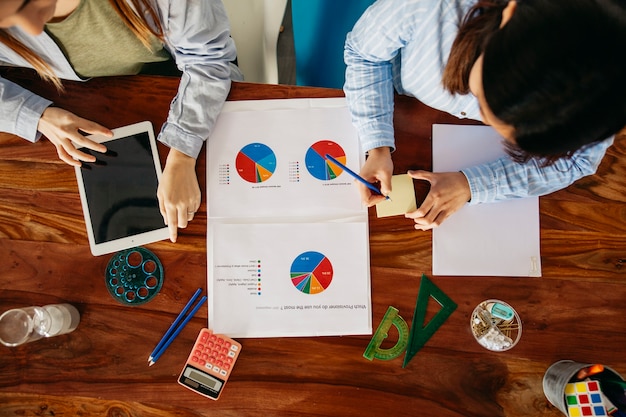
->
[0, 68, 625, 417]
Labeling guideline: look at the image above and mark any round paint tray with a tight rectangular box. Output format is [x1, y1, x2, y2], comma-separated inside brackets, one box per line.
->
[105, 247, 164, 305]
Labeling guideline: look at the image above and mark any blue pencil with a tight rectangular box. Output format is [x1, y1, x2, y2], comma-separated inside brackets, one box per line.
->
[148, 288, 202, 362]
[325, 154, 390, 200]
[149, 295, 207, 366]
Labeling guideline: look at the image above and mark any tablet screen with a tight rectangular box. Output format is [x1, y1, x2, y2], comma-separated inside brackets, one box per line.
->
[75, 122, 168, 255]
[80, 131, 164, 244]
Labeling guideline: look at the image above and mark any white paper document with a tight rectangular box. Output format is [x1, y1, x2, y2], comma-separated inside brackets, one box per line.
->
[208, 222, 371, 338]
[432, 124, 541, 277]
[207, 98, 372, 337]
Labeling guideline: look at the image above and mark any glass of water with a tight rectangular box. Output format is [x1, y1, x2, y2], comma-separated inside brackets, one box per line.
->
[0, 304, 80, 347]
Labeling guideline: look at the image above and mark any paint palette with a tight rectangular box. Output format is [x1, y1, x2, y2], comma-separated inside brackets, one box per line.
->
[565, 380, 608, 416]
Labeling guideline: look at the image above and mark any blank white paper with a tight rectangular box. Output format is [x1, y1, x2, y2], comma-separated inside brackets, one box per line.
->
[432, 124, 541, 277]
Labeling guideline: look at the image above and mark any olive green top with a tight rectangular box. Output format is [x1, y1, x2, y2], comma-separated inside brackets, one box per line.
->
[45, 0, 170, 78]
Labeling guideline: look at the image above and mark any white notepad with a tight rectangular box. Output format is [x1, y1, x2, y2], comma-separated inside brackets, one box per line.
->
[432, 124, 541, 277]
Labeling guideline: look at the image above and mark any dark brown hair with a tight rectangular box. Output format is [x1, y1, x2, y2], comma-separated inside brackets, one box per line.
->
[443, 0, 626, 166]
[441, 1, 507, 95]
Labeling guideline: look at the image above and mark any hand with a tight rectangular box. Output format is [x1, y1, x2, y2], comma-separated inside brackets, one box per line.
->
[157, 149, 200, 243]
[358, 147, 393, 206]
[404, 170, 471, 230]
[37, 107, 111, 166]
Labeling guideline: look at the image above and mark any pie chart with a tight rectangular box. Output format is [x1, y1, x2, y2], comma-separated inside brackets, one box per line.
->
[290, 251, 333, 294]
[305, 140, 346, 181]
[236, 143, 277, 183]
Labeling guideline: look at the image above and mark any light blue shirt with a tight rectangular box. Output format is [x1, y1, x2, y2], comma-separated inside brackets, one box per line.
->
[344, 0, 613, 204]
[0, 0, 243, 159]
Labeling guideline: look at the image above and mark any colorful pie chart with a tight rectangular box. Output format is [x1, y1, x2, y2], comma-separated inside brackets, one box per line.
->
[305, 140, 346, 181]
[290, 251, 333, 294]
[236, 143, 277, 183]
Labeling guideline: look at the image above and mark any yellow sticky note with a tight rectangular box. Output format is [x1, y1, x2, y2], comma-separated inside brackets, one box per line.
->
[376, 174, 417, 218]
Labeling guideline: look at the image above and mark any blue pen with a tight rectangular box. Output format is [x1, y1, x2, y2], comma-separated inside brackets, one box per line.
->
[148, 288, 202, 362]
[324, 154, 390, 200]
[149, 294, 207, 366]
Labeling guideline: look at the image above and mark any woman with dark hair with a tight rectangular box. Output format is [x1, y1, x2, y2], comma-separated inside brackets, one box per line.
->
[344, 0, 626, 229]
[0, 0, 243, 242]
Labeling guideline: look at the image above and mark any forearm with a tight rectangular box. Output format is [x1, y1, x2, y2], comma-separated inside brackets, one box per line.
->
[155, 0, 238, 157]
[344, 40, 396, 153]
[158, 66, 231, 158]
[462, 137, 613, 204]
[343, 0, 407, 154]
[0, 77, 52, 141]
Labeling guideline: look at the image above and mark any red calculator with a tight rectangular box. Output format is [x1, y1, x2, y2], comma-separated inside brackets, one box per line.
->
[178, 328, 241, 400]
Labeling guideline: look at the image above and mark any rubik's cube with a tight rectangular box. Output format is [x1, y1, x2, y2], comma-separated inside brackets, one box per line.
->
[565, 380, 608, 417]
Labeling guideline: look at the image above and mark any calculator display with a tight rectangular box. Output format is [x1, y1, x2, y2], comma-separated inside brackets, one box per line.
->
[180, 365, 223, 398]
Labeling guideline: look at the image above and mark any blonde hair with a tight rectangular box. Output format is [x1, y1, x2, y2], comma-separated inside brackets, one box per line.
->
[0, 0, 164, 90]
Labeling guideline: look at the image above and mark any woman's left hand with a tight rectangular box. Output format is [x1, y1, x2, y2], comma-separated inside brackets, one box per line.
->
[404, 170, 471, 230]
[157, 149, 200, 242]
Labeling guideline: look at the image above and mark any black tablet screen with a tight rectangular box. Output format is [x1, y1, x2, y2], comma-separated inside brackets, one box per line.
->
[80, 132, 165, 244]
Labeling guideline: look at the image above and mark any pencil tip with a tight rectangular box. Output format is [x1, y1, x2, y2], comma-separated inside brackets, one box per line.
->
[148, 361, 155, 366]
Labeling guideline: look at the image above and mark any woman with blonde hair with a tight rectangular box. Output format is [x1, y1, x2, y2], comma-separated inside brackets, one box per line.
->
[0, 0, 242, 242]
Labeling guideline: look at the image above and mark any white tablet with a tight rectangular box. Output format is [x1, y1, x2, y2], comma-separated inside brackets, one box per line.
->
[74, 121, 169, 256]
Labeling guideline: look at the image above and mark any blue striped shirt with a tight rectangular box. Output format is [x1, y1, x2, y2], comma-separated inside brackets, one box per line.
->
[344, 0, 612, 204]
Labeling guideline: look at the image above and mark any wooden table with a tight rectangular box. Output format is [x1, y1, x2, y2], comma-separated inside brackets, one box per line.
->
[0, 68, 625, 417]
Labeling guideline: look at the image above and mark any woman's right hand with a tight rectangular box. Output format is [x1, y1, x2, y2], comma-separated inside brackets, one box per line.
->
[357, 146, 393, 206]
[37, 107, 112, 166]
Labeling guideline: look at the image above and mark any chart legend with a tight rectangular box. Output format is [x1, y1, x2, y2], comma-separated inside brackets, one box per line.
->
[218, 163, 231, 185]
[288, 161, 301, 183]
[257, 260, 262, 295]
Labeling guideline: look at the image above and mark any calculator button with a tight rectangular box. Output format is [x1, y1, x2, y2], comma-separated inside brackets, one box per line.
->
[228, 351, 236, 358]
[200, 334, 208, 342]
[192, 356, 199, 363]
[199, 359, 206, 366]
[223, 363, 231, 370]
[210, 335, 217, 342]
[224, 341, 231, 348]
[230, 345, 239, 352]
[213, 366, 222, 373]
[220, 369, 228, 376]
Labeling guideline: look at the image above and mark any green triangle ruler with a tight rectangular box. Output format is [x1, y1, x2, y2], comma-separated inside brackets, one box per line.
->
[402, 274, 457, 368]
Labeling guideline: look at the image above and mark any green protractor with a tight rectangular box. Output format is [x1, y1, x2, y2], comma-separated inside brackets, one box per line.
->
[363, 306, 410, 361]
